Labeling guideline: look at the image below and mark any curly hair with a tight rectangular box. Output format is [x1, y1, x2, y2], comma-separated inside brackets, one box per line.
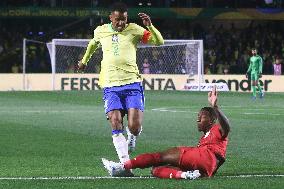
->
[110, 2, 128, 13]
[200, 107, 217, 123]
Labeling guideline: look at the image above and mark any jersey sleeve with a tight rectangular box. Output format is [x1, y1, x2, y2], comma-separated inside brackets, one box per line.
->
[81, 26, 101, 65]
[93, 26, 101, 42]
[131, 23, 148, 41]
[146, 24, 164, 46]
[259, 57, 263, 74]
[133, 23, 164, 46]
[246, 59, 252, 73]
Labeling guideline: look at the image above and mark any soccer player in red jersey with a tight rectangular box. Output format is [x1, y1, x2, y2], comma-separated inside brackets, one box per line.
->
[102, 86, 230, 179]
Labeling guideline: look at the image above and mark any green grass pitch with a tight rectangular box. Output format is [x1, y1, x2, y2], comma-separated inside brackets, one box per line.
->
[0, 91, 283, 189]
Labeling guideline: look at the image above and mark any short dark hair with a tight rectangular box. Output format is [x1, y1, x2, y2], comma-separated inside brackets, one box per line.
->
[200, 107, 217, 123]
[110, 2, 128, 13]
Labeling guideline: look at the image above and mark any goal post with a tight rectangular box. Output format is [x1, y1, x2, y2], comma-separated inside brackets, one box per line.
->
[22, 38, 50, 90]
[46, 39, 204, 91]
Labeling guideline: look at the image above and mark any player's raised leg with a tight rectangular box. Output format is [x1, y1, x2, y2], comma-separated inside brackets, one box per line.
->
[127, 109, 143, 152]
[126, 83, 145, 152]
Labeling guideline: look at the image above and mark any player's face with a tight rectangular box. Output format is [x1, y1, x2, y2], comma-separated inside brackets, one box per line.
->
[197, 111, 212, 132]
[252, 49, 257, 55]
[109, 11, 128, 32]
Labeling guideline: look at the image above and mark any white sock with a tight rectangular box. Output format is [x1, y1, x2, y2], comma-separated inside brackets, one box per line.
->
[112, 133, 130, 163]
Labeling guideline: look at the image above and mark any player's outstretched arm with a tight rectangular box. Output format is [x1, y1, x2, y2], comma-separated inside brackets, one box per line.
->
[77, 39, 100, 72]
[208, 86, 230, 138]
[138, 13, 164, 46]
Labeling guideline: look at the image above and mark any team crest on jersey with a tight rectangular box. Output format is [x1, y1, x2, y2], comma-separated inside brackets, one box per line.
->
[112, 34, 119, 42]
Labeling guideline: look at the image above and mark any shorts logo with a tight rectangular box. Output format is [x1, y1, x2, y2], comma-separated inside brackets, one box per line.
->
[104, 100, 109, 110]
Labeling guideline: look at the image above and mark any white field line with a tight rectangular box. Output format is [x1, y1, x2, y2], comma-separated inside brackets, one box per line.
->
[151, 107, 284, 115]
[220, 174, 284, 178]
[151, 108, 189, 113]
[242, 112, 282, 116]
[0, 176, 154, 180]
[0, 175, 283, 180]
[0, 110, 96, 113]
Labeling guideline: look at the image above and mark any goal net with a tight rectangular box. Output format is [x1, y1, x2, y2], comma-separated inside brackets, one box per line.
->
[22, 38, 51, 90]
[46, 39, 204, 90]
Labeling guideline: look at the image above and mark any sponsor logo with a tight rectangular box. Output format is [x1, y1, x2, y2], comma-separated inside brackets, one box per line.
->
[60, 76, 273, 92]
[204, 79, 272, 91]
[184, 83, 229, 91]
[143, 78, 175, 90]
[61, 77, 101, 90]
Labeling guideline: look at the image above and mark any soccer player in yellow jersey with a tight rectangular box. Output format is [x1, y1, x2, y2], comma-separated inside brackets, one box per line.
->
[77, 2, 164, 171]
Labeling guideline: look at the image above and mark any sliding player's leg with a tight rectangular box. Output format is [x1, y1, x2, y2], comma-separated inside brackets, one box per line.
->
[178, 146, 218, 177]
[152, 166, 200, 179]
[102, 147, 200, 179]
[102, 147, 179, 177]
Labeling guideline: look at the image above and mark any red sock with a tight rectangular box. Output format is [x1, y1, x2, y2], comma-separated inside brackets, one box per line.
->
[124, 153, 161, 169]
[152, 166, 183, 179]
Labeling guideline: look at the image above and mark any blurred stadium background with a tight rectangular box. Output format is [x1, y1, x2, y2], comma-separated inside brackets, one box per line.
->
[0, 0, 284, 189]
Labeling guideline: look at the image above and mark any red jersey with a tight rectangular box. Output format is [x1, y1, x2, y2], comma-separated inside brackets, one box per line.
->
[197, 124, 228, 159]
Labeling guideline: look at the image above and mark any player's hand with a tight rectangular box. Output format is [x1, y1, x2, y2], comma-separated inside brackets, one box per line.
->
[138, 13, 152, 26]
[208, 86, 218, 107]
[77, 60, 86, 73]
[259, 73, 262, 78]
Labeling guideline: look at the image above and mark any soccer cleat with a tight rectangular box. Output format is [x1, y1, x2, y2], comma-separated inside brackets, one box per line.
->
[101, 158, 134, 177]
[126, 127, 138, 153]
[101, 158, 124, 176]
[184, 170, 201, 180]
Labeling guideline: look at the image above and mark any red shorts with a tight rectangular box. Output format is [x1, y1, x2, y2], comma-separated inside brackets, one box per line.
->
[177, 146, 217, 177]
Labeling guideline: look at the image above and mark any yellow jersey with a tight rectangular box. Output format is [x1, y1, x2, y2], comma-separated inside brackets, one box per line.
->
[82, 23, 164, 88]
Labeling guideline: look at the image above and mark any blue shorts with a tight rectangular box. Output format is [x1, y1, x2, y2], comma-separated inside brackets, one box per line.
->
[103, 82, 145, 114]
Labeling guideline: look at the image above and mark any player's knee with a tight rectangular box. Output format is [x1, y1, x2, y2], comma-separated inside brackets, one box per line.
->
[109, 116, 123, 128]
[160, 147, 180, 164]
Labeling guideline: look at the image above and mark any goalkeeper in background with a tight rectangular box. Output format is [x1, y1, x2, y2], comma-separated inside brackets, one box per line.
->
[77, 2, 164, 173]
[246, 48, 264, 99]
